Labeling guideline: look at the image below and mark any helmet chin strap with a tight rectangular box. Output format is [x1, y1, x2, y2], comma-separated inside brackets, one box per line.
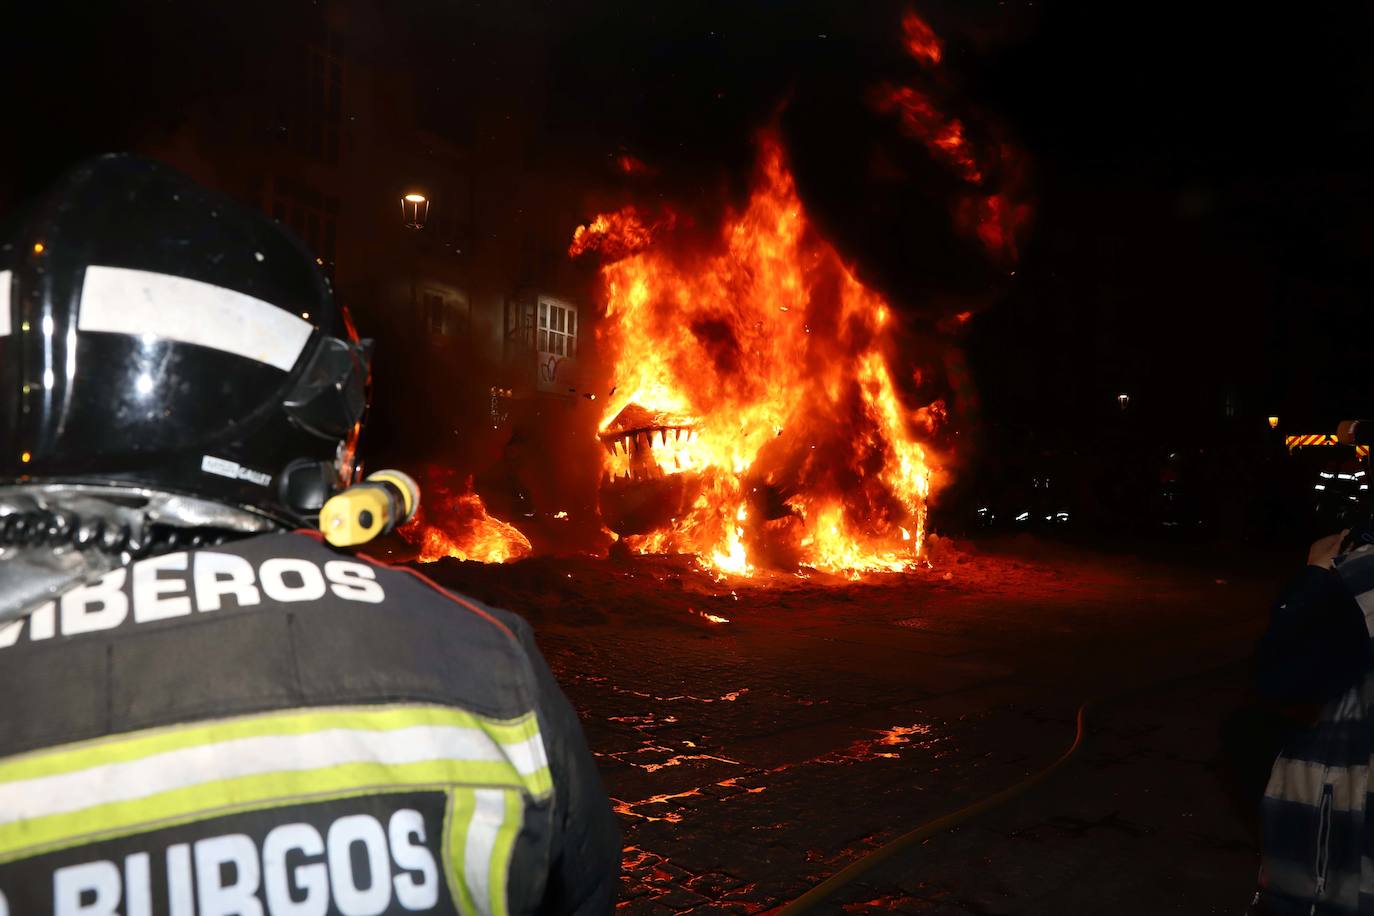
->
[0, 485, 280, 622]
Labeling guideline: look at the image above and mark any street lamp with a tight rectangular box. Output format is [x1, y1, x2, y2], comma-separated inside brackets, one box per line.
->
[1116, 393, 1130, 411]
[401, 193, 429, 230]
[1268, 416, 1279, 429]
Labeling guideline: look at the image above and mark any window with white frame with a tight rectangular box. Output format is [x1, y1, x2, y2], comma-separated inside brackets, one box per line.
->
[538, 297, 577, 358]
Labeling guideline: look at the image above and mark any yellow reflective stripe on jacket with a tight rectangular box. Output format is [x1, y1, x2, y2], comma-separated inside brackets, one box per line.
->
[488, 790, 525, 916]
[0, 704, 552, 916]
[446, 786, 524, 916]
[447, 788, 481, 916]
[0, 702, 545, 783]
[442, 785, 521, 916]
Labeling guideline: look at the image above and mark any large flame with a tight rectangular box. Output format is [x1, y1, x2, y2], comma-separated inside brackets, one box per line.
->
[398, 476, 532, 564]
[580, 136, 943, 579]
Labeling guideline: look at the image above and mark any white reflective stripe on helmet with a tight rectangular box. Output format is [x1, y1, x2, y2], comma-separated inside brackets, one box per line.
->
[78, 265, 312, 371]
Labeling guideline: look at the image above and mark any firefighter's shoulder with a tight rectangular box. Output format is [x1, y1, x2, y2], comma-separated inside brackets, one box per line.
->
[243, 530, 541, 719]
[0, 529, 543, 729]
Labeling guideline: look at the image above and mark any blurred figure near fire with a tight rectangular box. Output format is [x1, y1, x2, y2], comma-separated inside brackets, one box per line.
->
[0, 157, 618, 914]
[1251, 530, 1374, 914]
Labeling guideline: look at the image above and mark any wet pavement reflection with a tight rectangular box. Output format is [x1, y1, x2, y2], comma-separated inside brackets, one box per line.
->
[423, 540, 1275, 912]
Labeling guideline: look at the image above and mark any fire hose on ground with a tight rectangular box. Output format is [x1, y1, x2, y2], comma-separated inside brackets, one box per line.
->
[775, 658, 1248, 914]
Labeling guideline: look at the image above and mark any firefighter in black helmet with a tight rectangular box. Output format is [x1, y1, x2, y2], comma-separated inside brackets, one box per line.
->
[0, 155, 619, 915]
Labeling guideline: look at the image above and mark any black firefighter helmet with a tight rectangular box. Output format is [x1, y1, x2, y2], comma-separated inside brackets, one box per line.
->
[0, 154, 370, 528]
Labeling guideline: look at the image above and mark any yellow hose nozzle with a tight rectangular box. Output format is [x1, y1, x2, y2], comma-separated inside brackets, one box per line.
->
[318, 469, 420, 547]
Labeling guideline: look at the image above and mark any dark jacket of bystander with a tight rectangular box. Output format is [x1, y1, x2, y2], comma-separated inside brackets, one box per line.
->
[1256, 545, 1374, 914]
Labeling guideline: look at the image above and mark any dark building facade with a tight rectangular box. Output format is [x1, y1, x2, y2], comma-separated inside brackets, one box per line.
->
[131, 1, 591, 485]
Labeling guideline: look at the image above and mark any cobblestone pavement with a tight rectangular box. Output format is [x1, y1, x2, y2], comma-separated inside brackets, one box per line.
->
[424, 537, 1281, 913]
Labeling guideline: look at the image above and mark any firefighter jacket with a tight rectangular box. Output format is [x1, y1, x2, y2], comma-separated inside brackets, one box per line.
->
[0, 530, 620, 915]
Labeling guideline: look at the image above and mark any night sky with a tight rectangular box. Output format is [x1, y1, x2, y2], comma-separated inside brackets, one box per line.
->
[4, 0, 1372, 439]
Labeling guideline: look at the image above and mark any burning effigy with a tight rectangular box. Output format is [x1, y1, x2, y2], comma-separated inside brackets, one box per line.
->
[575, 135, 942, 579]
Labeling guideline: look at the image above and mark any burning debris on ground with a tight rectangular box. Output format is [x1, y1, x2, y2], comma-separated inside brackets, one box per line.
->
[397, 468, 533, 563]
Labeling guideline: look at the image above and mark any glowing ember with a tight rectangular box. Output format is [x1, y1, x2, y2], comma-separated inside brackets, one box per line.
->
[398, 475, 532, 564]
[576, 134, 943, 579]
[616, 153, 654, 176]
[871, 85, 984, 184]
[567, 206, 673, 261]
[902, 9, 943, 65]
[871, 7, 1032, 263]
[689, 607, 731, 625]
